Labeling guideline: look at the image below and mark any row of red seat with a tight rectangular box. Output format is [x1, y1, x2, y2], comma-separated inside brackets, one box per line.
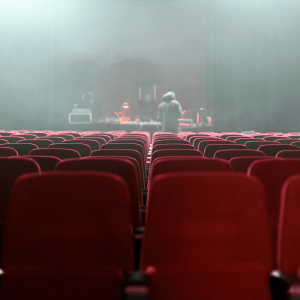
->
[0, 130, 300, 299]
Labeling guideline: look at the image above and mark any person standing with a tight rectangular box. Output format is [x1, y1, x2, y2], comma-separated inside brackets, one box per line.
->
[157, 91, 183, 133]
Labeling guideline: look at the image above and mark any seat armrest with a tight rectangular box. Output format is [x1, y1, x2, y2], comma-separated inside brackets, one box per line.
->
[124, 271, 148, 300]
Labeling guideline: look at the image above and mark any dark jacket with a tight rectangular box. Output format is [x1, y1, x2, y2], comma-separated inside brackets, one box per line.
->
[157, 93, 182, 133]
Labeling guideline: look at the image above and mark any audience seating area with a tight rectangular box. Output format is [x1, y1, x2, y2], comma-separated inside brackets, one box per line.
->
[0, 129, 300, 299]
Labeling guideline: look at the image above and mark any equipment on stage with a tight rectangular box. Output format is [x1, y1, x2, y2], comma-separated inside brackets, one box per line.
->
[69, 108, 92, 124]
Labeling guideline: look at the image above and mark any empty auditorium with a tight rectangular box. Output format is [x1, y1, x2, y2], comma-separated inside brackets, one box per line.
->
[1, 0, 300, 299]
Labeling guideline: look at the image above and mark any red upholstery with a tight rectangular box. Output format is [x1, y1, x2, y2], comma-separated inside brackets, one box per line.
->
[56, 157, 143, 227]
[49, 143, 92, 157]
[204, 144, 247, 158]
[153, 139, 189, 147]
[276, 139, 300, 145]
[20, 155, 61, 172]
[149, 157, 232, 192]
[49, 134, 75, 140]
[234, 138, 264, 145]
[30, 148, 81, 159]
[0, 140, 8, 145]
[245, 141, 280, 150]
[229, 157, 275, 173]
[0, 143, 38, 155]
[258, 144, 299, 156]
[64, 139, 100, 151]
[150, 149, 203, 167]
[17, 139, 53, 148]
[76, 137, 106, 147]
[192, 137, 222, 149]
[0, 172, 133, 299]
[0, 158, 40, 247]
[14, 134, 38, 140]
[264, 136, 290, 141]
[278, 175, 300, 277]
[152, 143, 194, 153]
[0, 148, 18, 157]
[276, 150, 300, 158]
[1, 137, 25, 143]
[198, 140, 234, 153]
[91, 149, 144, 187]
[142, 172, 272, 300]
[213, 149, 265, 160]
[248, 159, 300, 265]
[36, 136, 65, 143]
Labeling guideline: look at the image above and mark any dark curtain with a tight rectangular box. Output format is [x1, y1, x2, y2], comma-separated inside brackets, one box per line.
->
[206, 0, 300, 132]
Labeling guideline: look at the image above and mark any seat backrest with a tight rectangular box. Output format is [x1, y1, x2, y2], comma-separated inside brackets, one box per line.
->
[17, 139, 53, 148]
[276, 139, 300, 145]
[258, 144, 299, 157]
[0, 140, 8, 145]
[152, 143, 194, 153]
[2, 172, 134, 272]
[21, 155, 61, 171]
[30, 148, 81, 159]
[0, 143, 38, 155]
[278, 175, 300, 277]
[245, 141, 280, 150]
[91, 149, 144, 186]
[213, 149, 265, 160]
[84, 134, 112, 142]
[248, 159, 300, 263]
[2, 137, 25, 143]
[141, 172, 272, 299]
[276, 150, 300, 158]
[76, 137, 106, 147]
[234, 138, 264, 145]
[192, 137, 222, 149]
[198, 140, 233, 153]
[64, 139, 100, 151]
[229, 157, 275, 173]
[14, 134, 38, 140]
[49, 143, 91, 157]
[264, 136, 289, 141]
[149, 157, 232, 190]
[0, 147, 18, 157]
[0, 158, 40, 238]
[49, 134, 75, 140]
[56, 158, 142, 227]
[101, 143, 145, 167]
[151, 149, 203, 167]
[204, 144, 247, 158]
[36, 136, 65, 143]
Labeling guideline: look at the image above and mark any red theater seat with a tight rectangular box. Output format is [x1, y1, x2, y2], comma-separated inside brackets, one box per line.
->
[91, 149, 144, 187]
[14, 134, 38, 140]
[0, 172, 133, 299]
[17, 139, 53, 148]
[204, 144, 247, 158]
[0, 158, 40, 248]
[258, 144, 299, 157]
[0, 143, 38, 155]
[49, 143, 92, 157]
[245, 141, 280, 150]
[0, 140, 8, 145]
[234, 138, 264, 145]
[56, 157, 143, 227]
[20, 155, 61, 172]
[150, 149, 203, 167]
[276, 150, 300, 158]
[30, 148, 81, 159]
[248, 159, 300, 265]
[142, 172, 272, 300]
[229, 157, 275, 173]
[213, 149, 265, 160]
[148, 157, 232, 192]
[277, 175, 300, 281]
[198, 140, 234, 153]
[1, 137, 25, 143]
[36, 136, 65, 143]
[63, 139, 100, 151]
[152, 143, 194, 153]
[0, 148, 18, 157]
[76, 137, 106, 147]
